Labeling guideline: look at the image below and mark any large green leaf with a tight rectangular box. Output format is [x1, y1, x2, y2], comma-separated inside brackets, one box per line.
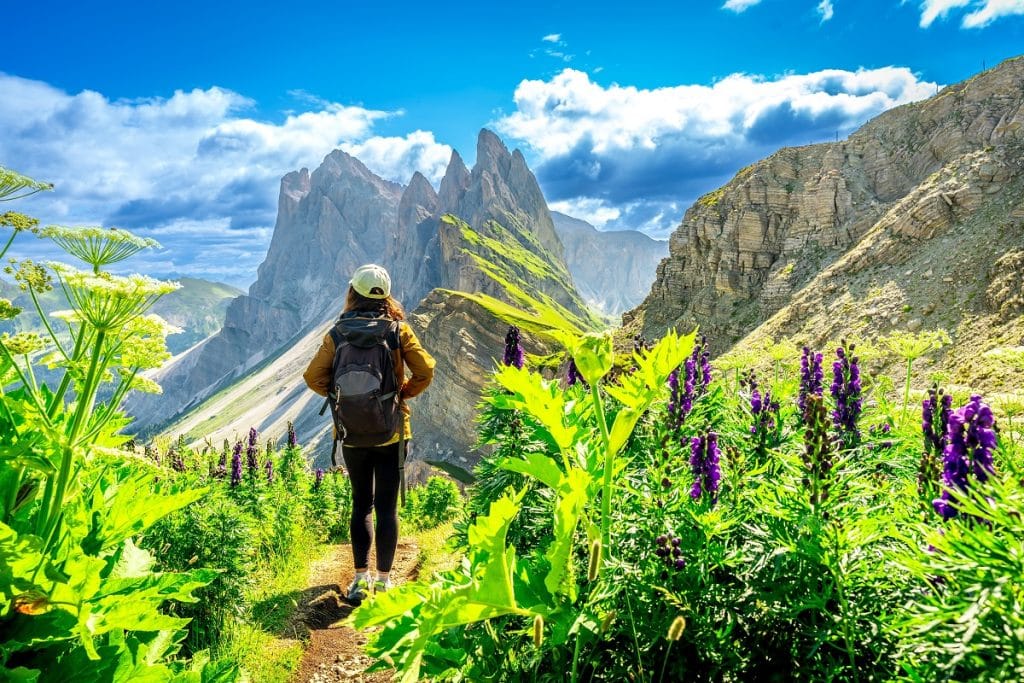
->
[543, 467, 593, 600]
[488, 366, 582, 454]
[497, 451, 563, 489]
[80, 467, 206, 554]
[353, 490, 531, 683]
[605, 329, 696, 456]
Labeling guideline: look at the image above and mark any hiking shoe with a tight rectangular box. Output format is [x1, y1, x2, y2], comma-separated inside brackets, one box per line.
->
[345, 577, 370, 603]
[374, 578, 393, 594]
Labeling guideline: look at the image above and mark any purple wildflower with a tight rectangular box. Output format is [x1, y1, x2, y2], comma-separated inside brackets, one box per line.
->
[287, 421, 298, 449]
[170, 448, 185, 472]
[503, 326, 525, 369]
[745, 372, 781, 455]
[230, 441, 243, 488]
[802, 394, 833, 507]
[933, 395, 998, 520]
[666, 368, 687, 428]
[689, 432, 722, 505]
[653, 534, 685, 572]
[567, 356, 585, 387]
[919, 386, 952, 502]
[265, 457, 274, 485]
[246, 427, 259, 474]
[799, 347, 824, 418]
[313, 468, 325, 492]
[830, 342, 863, 447]
[699, 335, 712, 389]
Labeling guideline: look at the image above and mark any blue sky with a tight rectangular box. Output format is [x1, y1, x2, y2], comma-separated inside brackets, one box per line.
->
[2, 0, 1022, 285]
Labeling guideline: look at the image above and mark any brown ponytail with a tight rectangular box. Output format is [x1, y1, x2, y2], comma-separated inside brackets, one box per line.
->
[343, 286, 405, 321]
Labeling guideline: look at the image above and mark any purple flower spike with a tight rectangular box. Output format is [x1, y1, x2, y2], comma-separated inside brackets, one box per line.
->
[830, 342, 862, 447]
[230, 441, 243, 488]
[689, 432, 722, 505]
[287, 421, 298, 449]
[503, 326, 525, 369]
[799, 347, 824, 418]
[933, 395, 998, 520]
[314, 468, 324, 492]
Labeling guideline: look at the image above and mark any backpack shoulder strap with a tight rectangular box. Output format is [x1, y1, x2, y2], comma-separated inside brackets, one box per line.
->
[328, 323, 346, 352]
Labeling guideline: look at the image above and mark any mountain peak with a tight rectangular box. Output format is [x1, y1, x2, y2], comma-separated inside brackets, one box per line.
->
[438, 149, 470, 211]
[400, 171, 439, 213]
[476, 128, 510, 166]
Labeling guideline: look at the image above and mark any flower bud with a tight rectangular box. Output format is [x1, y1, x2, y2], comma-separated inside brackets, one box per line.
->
[533, 614, 544, 647]
[667, 615, 686, 641]
[599, 611, 616, 634]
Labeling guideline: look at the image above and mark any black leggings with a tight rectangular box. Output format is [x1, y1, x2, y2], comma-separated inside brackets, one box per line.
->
[342, 441, 403, 573]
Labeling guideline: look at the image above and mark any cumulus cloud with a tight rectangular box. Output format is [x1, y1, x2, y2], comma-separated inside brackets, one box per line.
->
[919, 0, 973, 26]
[918, 0, 1023, 27]
[542, 33, 562, 42]
[0, 73, 451, 285]
[722, 0, 764, 12]
[962, 0, 1024, 26]
[818, 0, 835, 21]
[342, 131, 452, 184]
[496, 67, 937, 236]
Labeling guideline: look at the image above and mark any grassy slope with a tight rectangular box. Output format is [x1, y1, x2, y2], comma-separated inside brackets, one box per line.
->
[0, 275, 241, 355]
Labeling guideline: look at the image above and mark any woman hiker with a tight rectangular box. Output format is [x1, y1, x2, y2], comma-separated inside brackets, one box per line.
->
[303, 263, 435, 602]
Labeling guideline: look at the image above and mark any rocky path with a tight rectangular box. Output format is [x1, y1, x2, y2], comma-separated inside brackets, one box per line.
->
[291, 541, 420, 683]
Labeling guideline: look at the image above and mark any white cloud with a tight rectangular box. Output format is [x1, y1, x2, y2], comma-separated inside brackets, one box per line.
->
[542, 33, 562, 42]
[548, 197, 621, 228]
[962, 0, 1024, 26]
[0, 73, 451, 286]
[496, 66, 937, 234]
[341, 130, 452, 184]
[818, 0, 835, 21]
[498, 67, 935, 158]
[919, 0, 972, 26]
[918, 0, 1023, 27]
[722, 0, 764, 12]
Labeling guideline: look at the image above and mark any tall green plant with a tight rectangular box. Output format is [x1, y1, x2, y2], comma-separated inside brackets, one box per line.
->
[351, 330, 695, 682]
[0, 167, 233, 681]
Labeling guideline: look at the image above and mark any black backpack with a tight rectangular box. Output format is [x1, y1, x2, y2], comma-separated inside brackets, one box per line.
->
[322, 313, 402, 448]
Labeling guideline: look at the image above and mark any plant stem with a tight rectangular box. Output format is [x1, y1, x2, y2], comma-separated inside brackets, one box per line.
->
[571, 629, 584, 683]
[658, 641, 675, 683]
[590, 381, 613, 565]
[830, 526, 859, 681]
[901, 357, 913, 422]
[42, 328, 105, 551]
[28, 286, 70, 364]
[0, 231, 16, 261]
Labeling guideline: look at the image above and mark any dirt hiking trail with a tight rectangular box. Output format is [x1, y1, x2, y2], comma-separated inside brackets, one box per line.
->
[291, 541, 420, 683]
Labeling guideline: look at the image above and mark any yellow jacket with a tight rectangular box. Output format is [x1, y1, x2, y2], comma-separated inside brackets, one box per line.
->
[302, 319, 435, 445]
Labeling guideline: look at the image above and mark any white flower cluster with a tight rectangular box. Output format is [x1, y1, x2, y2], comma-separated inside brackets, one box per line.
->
[41, 225, 160, 269]
[49, 262, 179, 331]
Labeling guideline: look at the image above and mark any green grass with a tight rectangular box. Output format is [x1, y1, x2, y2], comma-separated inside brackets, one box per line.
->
[220, 540, 329, 683]
[410, 522, 462, 580]
[442, 213, 601, 331]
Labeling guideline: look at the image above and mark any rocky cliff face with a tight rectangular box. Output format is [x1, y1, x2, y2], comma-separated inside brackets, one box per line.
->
[128, 151, 404, 430]
[551, 211, 667, 316]
[627, 57, 1024, 357]
[134, 129, 597, 468]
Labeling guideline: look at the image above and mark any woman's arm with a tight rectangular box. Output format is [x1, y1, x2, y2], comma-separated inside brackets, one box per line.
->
[399, 323, 435, 398]
[302, 333, 335, 396]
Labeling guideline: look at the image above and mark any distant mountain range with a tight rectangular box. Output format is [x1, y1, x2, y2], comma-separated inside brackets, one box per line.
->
[551, 211, 666, 316]
[1, 276, 241, 356]
[121, 57, 1024, 468]
[127, 129, 651, 465]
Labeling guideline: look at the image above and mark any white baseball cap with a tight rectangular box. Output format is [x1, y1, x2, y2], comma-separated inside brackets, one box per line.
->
[350, 263, 391, 299]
